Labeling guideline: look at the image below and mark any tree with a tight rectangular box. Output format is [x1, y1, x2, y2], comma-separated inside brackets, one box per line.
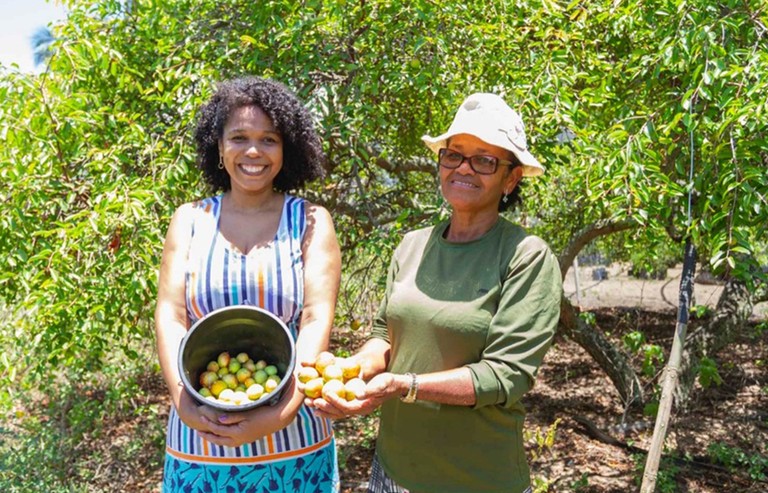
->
[30, 27, 55, 68]
[1, 0, 765, 416]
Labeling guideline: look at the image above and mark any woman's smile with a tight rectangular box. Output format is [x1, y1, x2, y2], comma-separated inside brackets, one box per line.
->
[448, 177, 480, 189]
[238, 163, 269, 176]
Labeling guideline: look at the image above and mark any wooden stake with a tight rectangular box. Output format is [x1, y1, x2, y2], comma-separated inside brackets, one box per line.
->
[640, 241, 696, 492]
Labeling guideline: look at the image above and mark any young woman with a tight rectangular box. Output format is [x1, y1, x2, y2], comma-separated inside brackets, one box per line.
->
[156, 76, 341, 492]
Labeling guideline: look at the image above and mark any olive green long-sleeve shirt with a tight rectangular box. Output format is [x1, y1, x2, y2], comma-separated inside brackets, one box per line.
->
[370, 218, 562, 493]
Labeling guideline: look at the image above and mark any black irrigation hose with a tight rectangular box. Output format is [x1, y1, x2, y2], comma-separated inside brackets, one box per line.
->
[571, 414, 768, 485]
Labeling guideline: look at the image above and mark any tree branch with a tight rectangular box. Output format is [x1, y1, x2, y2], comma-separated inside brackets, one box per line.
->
[558, 218, 636, 278]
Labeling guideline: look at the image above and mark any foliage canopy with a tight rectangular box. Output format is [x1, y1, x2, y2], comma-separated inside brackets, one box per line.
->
[1, 0, 766, 403]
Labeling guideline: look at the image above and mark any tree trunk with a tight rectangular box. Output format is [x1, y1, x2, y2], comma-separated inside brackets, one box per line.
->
[559, 296, 645, 407]
[674, 278, 754, 408]
[557, 218, 644, 407]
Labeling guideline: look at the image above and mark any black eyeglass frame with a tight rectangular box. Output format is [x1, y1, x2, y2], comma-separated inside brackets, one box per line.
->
[437, 148, 518, 175]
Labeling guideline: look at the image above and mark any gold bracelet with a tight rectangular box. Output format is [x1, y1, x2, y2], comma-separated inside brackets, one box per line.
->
[400, 372, 418, 403]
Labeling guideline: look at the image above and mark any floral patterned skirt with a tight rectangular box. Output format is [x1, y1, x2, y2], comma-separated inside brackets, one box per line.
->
[163, 436, 339, 493]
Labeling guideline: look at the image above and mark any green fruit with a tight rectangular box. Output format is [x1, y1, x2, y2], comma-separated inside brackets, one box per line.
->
[228, 359, 241, 374]
[253, 369, 268, 384]
[217, 367, 230, 377]
[222, 373, 238, 389]
[254, 359, 267, 371]
[236, 352, 250, 364]
[199, 387, 212, 398]
[265, 365, 278, 376]
[206, 361, 220, 372]
[244, 360, 257, 372]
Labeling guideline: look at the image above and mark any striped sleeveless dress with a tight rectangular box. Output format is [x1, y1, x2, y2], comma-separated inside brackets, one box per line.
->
[162, 194, 339, 493]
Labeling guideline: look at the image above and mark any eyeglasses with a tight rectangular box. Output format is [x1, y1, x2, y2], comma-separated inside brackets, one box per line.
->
[437, 148, 516, 175]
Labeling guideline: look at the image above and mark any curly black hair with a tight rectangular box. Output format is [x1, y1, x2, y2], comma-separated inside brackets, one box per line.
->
[193, 76, 325, 193]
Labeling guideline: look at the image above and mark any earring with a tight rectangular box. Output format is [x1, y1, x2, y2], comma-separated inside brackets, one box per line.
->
[218, 155, 224, 169]
[503, 193, 509, 204]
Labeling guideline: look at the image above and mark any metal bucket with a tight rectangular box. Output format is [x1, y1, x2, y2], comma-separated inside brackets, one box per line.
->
[178, 305, 296, 412]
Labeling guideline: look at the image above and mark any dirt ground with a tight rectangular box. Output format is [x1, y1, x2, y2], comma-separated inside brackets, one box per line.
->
[562, 262, 767, 319]
[96, 264, 767, 492]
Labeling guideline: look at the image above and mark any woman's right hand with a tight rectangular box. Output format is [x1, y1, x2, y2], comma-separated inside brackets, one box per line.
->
[175, 389, 222, 434]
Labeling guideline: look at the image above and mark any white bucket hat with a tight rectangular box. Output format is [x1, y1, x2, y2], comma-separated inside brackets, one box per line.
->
[422, 93, 545, 177]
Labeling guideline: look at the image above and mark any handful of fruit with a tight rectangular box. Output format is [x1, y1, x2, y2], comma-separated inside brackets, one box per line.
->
[197, 351, 283, 406]
[299, 351, 366, 401]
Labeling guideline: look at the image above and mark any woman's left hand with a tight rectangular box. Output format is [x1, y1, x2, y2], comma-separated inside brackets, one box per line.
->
[197, 378, 300, 447]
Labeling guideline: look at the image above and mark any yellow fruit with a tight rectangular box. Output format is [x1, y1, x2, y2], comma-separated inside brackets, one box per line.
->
[243, 377, 256, 388]
[206, 361, 220, 373]
[350, 319, 362, 331]
[321, 379, 346, 400]
[254, 359, 267, 371]
[236, 352, 250, 364]
[322, 364, 344, 382]
[314, 351, 336, 375]
[236, 368, 252, 383]
[246, 384, 264, 400]
[297, 366, 320, 383]
[264, 378, 279, 393]
[304, 377, 324, 398]
[218, 388, 235, 402]
[343, 378, 366, 401]
[338, 359, 361, 380]
[210, 380, 227, 397]
[231, 391, 248, 405]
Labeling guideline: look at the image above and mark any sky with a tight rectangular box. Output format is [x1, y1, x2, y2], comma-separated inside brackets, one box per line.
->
[0, 0, 67, 73]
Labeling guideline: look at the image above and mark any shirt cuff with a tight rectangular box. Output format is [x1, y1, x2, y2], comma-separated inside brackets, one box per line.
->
[466, 361, 503, 409]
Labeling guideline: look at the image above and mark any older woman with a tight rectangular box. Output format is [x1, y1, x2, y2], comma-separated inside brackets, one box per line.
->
[155, 76, 341, 492]
[307, 93, 562, 493]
